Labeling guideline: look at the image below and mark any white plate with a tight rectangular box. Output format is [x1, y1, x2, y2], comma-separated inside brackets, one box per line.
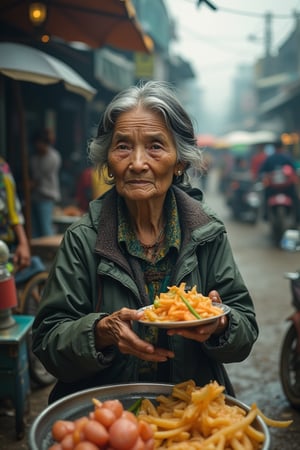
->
[137, 302, 231, 328]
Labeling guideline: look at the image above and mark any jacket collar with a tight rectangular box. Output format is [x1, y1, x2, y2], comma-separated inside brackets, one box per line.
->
[92, 185, 223, 261]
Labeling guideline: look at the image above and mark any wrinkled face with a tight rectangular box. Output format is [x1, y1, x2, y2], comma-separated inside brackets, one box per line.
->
[108, 106, 183, 202]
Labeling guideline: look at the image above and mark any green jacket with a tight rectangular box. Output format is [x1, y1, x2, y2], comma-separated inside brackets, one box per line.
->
[32, 186, 258, 402]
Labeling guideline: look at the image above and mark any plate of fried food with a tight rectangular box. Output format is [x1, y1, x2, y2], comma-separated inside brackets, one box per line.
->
[137, 283, 231, 328]
[29, 379, 292, 450]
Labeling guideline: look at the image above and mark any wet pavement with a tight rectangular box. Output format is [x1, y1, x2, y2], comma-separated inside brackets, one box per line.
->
[1, 169, 300, 449]
[209, 172, 300, 449]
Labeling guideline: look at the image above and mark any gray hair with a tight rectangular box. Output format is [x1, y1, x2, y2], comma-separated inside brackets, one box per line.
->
[88, 80, 204, 185]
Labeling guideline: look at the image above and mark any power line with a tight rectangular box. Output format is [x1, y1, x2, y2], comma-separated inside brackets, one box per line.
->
[219, 6, 293, 20]
[178, 25, 262, 57]
[171, 1, 298, 57]
[183, 0, 298, 19]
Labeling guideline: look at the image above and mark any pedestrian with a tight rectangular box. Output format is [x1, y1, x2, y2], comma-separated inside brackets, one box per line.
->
[30, 128, 62, 237]
[0, 157, 31, 270]
[32, 80, 259, 404]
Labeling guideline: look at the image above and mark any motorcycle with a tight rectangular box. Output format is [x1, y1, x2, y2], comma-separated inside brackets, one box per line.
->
[280, 229, 300, 409]
[262, 164, 298, 245]
[226, 170, 261, 224]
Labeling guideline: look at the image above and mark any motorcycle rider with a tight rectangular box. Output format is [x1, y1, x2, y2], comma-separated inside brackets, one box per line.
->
[258, 140, 300, 223]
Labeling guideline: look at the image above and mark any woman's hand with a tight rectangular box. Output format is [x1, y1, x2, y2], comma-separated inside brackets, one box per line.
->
[167, 290, 229, 342]
[95, 307, 174, 362]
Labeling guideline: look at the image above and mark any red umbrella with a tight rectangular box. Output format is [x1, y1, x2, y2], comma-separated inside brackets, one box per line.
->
[0, 0, 153, 53]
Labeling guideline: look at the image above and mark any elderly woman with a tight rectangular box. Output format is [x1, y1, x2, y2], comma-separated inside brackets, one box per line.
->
[32, 81, 258, 403]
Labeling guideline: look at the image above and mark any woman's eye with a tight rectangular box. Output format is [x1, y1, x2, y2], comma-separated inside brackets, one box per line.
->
[150, 143, 162, 150]
[116, 143, 130, 150]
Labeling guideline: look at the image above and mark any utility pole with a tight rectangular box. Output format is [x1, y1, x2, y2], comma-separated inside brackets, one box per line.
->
[264, 11, 273, 76]
[294, 10, 300, 73]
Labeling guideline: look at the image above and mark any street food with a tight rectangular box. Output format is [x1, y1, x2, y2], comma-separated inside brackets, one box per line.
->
[48, 379, 292, 450]
[140, 283, 224, 323]
[137, 379, 292, 450]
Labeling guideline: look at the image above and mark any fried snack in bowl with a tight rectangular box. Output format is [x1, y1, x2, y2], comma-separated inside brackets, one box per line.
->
[137, 380, 292, 450]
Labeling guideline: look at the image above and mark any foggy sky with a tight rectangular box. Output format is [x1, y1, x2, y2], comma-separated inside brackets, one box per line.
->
[165, 0, 300, 133]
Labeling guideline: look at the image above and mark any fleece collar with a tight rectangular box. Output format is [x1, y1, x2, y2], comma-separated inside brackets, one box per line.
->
[93, 186, 222, 264]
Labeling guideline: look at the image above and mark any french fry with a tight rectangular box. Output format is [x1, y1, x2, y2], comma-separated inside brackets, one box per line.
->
[216, 435, 226, 450]
[140, 416, 182, 429]
[140, 398, 160, 417]
[245, 424, 265, 442]
[141, 283, 224, 323]
[254, 404, 293, 428]
[136, 380, 293, 450]
[230, 436, 245, 450]
[154, 425, 191, 440]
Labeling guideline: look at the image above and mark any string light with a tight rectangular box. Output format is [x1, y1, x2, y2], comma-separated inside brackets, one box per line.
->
[29, 2, 47, 27]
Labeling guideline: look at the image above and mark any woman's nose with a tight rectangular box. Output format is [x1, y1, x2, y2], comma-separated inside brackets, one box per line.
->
[129, 148, 148, 170]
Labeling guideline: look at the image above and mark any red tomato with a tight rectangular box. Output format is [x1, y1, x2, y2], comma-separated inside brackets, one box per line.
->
[83, 419, 109, 446]
[94, 407, 116, 427]
[48, 444, 63, 450]
[73, 417, 89, 445]
[121, 410, 138, 423]
[109, 418, 139, 449]
[130, 436, 146, 450]
[61, 432, 75, 449]
[144, 438, 155, 450]
[73, 442, 99, 450]
[101, 399, 124, 418]
[138, 421, 153, 442]
[52, 420, 76, 442]
[72, 428, 84, 446]
[74, 417, 89, 430]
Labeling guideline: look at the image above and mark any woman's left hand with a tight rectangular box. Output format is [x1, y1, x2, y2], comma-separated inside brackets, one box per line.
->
[167, 290, 228, 342]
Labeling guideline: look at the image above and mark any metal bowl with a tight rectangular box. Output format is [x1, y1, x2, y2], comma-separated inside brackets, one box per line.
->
[29, 383, 271, 450]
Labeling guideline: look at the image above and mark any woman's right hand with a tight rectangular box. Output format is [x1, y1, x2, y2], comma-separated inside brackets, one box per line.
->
[94, 307, 174, 362]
